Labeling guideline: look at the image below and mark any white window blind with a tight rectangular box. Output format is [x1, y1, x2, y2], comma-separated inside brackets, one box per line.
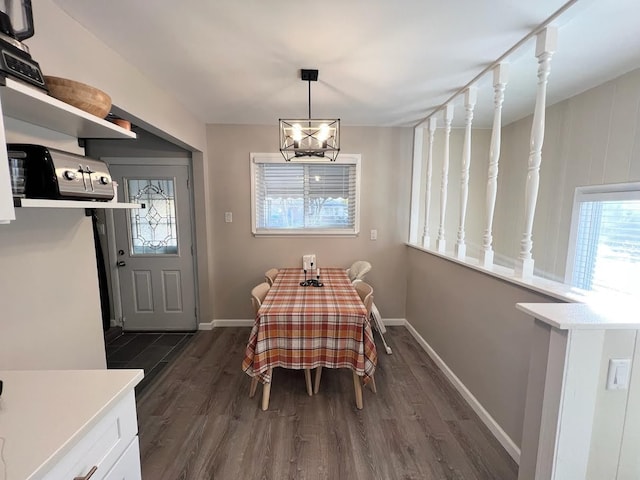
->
[567, 183, 640, 299]
[251, 154, 360, 235]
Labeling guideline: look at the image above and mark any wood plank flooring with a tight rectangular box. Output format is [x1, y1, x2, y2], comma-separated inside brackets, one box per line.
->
[136, 327, 518, 479]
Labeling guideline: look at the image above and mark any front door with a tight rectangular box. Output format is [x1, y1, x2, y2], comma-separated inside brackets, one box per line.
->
[110, 163, 196, 331]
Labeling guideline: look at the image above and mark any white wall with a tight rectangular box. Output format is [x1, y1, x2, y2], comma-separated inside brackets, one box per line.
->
[0, 209, 106, 369]
[587, 329, 640, 479]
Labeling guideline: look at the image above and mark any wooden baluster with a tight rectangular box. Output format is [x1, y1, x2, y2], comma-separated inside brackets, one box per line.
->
[480, 63, 509, 268]
[408, 127, 424, 244]
[436, 104, 454, 253]
[455, 87, 477, 260]
[515, 27, 557, 278]
[422, 117, 437, 248]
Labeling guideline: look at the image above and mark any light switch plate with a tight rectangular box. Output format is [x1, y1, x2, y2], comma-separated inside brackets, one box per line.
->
[370, 229, 377, 240]
[606, 358, 631, 390]
[224, 212, 232, 223]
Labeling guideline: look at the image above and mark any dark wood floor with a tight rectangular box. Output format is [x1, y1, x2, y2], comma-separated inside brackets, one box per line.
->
[136, 327, 518, 480]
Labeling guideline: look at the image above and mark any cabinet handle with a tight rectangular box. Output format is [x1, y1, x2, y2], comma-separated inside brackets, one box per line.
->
[74, 465, 98, 480]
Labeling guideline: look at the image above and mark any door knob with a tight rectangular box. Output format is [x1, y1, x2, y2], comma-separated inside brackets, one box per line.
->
[117, 260, 126, 267]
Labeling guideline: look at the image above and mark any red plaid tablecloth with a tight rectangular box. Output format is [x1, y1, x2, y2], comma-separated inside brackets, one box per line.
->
[242, 268, 378, 384]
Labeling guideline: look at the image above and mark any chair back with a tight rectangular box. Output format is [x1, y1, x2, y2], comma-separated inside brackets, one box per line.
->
[251, 282, 271, 314]
[346, 260, 372, 283]
[354, 281, 374, 316]
[264, 268, 279, 286]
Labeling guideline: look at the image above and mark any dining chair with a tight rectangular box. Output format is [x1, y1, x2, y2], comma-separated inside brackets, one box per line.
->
[346, 260, 372, 283]
[264, 268, 279, 286]
[314, 280, 377, 395]
[248, 281, 313, 408]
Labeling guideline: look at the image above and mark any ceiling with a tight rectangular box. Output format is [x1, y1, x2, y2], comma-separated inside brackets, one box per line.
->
[51, 0, 640, 128]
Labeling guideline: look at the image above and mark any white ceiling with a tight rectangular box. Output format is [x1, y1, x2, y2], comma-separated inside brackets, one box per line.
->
[50, 0, 640, 128]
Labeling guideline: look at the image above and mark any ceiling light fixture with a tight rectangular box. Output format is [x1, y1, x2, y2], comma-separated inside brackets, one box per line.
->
[279, 69, 340, 161]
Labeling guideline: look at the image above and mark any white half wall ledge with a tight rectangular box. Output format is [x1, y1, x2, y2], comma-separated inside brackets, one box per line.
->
[406, 243, 592, 304]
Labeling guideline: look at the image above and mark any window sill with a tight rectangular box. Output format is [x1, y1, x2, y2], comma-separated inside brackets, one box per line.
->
[254, 229, 359, 237]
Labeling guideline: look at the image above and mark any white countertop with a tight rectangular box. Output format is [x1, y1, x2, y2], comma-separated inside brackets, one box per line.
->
[0, 369, 143, 480]
[516, 302, 640, 330]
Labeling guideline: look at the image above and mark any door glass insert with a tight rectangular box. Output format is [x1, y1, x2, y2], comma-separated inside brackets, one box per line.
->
[127, 178, 178, 255]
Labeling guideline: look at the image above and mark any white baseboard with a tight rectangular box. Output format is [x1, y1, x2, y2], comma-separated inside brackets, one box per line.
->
[403, 321, 521, 464]
[199, 319, 254, 330]
[382, 318, 407, 326]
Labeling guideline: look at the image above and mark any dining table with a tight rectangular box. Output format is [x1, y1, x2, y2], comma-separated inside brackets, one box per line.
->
[242, 267, 378, 410]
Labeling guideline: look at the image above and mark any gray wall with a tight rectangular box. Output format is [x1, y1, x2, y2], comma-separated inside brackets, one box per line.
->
[207, 124, 413, 320]
[0, 209, 106, 369]
[405, 246, 559, 448]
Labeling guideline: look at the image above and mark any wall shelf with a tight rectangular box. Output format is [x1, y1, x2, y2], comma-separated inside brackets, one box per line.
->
[0, 77, 137, 140]
[14, 198, 143, 209]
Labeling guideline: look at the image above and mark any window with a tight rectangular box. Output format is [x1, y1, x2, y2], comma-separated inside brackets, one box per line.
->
[566, 183, 640, 300]
[126, 178, 178, 255]
[251, 153, 360, 235]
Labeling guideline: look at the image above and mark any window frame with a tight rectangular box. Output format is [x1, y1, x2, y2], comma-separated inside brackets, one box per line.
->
[565, 181, 640, 287]
[250, 153, 361, 237]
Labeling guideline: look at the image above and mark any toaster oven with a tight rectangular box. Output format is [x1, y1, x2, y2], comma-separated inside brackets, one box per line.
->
[7, 144, 114, 201]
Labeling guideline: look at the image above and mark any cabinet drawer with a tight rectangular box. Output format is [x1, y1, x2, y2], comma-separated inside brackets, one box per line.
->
[43, 391, 138, 480]
[103, 436, 141, 480]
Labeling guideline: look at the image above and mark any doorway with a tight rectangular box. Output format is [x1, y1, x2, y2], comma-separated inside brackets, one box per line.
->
[107, 160, 197, 331]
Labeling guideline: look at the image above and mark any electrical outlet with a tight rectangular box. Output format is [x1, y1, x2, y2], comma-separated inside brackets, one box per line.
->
[370, 229, 377, 240]
[224, 212, 233, 223]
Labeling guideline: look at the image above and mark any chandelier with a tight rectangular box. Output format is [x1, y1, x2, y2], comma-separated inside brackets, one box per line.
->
[279, 69, 340, 161]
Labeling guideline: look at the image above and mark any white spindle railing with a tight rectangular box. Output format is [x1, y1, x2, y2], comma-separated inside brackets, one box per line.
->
[515, 27, 557, 278]
[422, 117, 437, 248]
[455, 87, 477, 260]
[480, 63, 509, 268]
[408, 127, 425, 244]
[436, 105, 454, 253]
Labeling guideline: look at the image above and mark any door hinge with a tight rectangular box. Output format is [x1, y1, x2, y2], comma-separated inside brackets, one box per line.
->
[187, 177, 190, 189]
[191, 244, 194, 256]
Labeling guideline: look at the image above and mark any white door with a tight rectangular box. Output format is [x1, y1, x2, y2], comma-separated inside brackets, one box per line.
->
[109, 163, 196, 331]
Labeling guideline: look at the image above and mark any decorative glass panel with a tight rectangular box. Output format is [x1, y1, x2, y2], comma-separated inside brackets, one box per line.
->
[127, 179, 178, 255]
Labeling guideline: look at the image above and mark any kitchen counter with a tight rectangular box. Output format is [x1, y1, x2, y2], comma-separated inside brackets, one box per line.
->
[0, 369, 143, 480]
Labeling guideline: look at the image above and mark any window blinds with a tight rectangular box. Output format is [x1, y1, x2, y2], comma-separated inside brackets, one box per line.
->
[571, 195, 640, 298]
[254, 161, 357, 231]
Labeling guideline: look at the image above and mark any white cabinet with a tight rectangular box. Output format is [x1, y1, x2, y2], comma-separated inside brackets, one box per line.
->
[0, 77, 138, 223]
[43, 391, 140, 480]
[0, 369, 144, 480]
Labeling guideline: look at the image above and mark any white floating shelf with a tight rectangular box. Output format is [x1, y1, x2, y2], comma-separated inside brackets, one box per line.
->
[0, 78, 137, 140]
[15, 198, 143, 209]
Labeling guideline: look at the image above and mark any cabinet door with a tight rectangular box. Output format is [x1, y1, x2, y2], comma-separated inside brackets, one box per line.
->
[103, 437, 142, 480]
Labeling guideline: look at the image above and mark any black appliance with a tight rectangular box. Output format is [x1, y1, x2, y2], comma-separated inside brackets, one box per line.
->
[8, 144, 115, 201]
[0, 0, 46, 91]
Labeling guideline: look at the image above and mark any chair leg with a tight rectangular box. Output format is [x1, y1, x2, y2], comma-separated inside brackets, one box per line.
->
[249, 377, 259, 398]
[261, 368, 273, 411]
[304, 368, 313, 396]
[314, 366, 323, 394]
[352, 371, 363, 410]
[368, 375, 377, 394]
